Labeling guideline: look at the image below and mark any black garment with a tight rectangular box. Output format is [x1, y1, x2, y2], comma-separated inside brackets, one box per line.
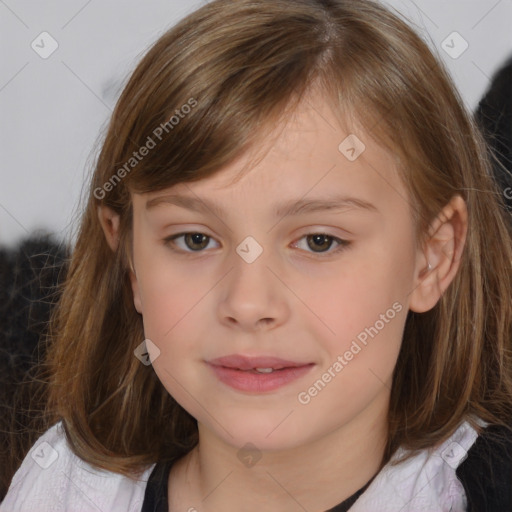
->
[141, 459, 373, 512]
[455, 423, 512, 512]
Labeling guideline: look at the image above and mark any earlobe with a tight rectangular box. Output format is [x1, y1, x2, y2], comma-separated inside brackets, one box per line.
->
[409, 195, 468, 313]
[97, 205, 120, 252]
[129, 268, 143, 314]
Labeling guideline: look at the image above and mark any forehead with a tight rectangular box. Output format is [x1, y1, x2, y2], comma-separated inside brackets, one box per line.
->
[133, 92, 409, 220]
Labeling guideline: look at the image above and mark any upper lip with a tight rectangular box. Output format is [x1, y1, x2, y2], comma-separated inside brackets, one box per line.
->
[208, 354, 313, 370]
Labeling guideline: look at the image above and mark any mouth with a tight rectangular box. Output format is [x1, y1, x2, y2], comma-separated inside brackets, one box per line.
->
[207, 354, 315, 392]
[208, 354, 312, 371]
[212, 366, 308, 375]
[242, 367, 285, 374]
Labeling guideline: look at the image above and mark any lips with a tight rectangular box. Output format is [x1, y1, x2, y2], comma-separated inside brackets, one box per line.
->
[208, 354, 310, 371]
[207, 354, 314, 392]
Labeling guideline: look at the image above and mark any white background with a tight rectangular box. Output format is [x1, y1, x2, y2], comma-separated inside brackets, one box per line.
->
[1, 0, 511, 248]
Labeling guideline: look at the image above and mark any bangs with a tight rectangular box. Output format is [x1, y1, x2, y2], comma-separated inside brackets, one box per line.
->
[99, 2, 340, 199]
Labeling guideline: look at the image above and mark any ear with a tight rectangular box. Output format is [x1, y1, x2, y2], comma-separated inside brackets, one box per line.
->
[409, 195, 468, 313]
[97, 205, 120, 251]
[97, 205, 143, 314]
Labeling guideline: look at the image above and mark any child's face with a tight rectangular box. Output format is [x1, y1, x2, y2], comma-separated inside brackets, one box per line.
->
[129, 92, 421, 451]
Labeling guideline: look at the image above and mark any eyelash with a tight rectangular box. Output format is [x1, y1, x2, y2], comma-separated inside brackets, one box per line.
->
[163, 232, 351, 257]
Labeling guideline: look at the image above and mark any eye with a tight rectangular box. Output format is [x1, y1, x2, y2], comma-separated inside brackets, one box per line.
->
[294, 233, 350, 255]
[164, 232, 220, 252]
[163, 232, 350, 256]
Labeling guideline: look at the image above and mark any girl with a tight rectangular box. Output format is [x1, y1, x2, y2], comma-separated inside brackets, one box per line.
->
[2, 0, 512, 510]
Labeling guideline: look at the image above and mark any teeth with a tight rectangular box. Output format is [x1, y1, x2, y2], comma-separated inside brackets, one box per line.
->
[255, 367, 274, 373]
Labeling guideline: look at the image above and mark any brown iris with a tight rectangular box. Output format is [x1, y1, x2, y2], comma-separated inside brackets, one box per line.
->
[307, 234, 334, 252]
[184, 233, 210, 251]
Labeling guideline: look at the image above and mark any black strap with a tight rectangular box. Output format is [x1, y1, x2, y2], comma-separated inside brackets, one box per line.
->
[327, 475, 375, 511]
[141, 459, 173, 512]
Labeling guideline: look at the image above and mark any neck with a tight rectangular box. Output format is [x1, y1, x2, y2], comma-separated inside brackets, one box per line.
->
[169, 387, 390, 512]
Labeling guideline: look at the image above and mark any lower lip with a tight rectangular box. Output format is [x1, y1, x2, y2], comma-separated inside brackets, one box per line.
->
[208, 363, 314, 392]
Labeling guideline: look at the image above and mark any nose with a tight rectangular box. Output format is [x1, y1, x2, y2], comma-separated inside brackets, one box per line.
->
[217, 248, 290, 332]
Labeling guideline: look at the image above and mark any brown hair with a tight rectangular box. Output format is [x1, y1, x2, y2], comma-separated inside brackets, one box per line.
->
[19, 0, 512, 479]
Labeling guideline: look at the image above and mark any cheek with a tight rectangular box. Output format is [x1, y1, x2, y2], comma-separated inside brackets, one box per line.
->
[133, 244, 206, 343]
[301, 254, 409, 336]
[298, 272, 407, 421]
[297, 244, 412, 382]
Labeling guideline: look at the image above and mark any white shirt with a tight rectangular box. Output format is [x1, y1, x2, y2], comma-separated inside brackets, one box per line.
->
[1, 419, 482, 511]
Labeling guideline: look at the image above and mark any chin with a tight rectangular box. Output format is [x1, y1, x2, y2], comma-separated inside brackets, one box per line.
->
[203, 415, 311, 453]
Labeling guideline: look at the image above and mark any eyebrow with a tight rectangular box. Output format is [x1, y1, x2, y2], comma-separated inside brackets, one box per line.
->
[145, 193, 378, 218]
